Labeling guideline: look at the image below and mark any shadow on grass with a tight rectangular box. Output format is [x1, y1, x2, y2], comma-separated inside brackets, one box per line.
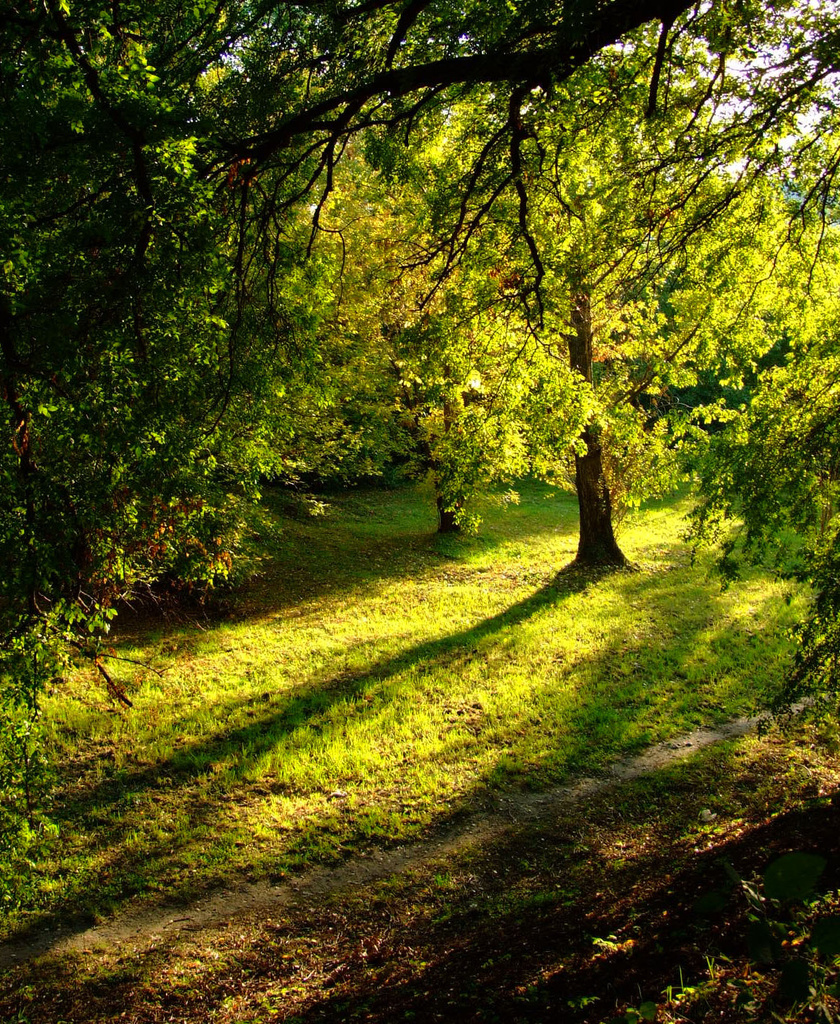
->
[1, 539, 791, 961]
[59, 563, 601, 805]
[1, 563, 628, 953]
[5, 739, 839, 1024]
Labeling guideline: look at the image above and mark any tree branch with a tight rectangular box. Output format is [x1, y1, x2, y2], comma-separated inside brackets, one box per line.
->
[231, 0, 695, 167]
[646, 14, 674, 118]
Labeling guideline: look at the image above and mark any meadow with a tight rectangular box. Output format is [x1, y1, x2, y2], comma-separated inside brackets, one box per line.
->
[8, 478, 805, 941]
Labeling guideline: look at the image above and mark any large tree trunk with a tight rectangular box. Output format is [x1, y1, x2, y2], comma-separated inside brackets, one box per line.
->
[436, 494, 461, 533]
[568, 290, 627, 566]
[573, 425, 626, 564]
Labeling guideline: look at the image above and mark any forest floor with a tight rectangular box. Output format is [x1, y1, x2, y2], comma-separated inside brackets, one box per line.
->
[2, 712, 839, 1024]
[0, 711, 771, 968]
[1, 482, 838, 1023]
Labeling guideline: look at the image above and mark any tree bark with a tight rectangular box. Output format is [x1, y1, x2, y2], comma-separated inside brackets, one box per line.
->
[436, 494, 461, 533]
[568, 290, 627, 566]
[573, 425, 626, 564]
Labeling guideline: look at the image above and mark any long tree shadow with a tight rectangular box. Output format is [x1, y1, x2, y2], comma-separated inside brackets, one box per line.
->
[103, 562, 600, 789]
[5, 736, 838, 1023]
[3, 564, 604, 954]
[4, 538, 786, 960]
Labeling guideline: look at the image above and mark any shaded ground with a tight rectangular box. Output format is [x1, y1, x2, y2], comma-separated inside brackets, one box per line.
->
[2, 713, 839, 1024]
[0, 713, 763, 970]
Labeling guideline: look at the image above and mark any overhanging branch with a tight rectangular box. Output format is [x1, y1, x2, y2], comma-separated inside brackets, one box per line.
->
[229, 0, 695, 167]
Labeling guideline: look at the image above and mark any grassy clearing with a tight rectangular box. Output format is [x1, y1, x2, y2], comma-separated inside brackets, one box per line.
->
[7, 479, 805, 937]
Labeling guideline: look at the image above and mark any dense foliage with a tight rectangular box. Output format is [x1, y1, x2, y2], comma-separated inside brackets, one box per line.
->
[692, 265, 840, 713]
[0, 0, 327, 878]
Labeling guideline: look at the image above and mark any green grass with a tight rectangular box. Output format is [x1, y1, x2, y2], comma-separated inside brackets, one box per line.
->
[7, 479, 805, 936]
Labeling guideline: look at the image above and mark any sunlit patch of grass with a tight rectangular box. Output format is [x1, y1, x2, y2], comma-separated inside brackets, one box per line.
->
[9, 479, 806, 935]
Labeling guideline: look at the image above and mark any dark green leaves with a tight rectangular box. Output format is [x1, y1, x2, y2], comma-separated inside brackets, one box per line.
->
[778, 958, 811, 1002]
[747, 918, 782, 963]
[763, 852, 826, 903]
[811, 917, 840, 957]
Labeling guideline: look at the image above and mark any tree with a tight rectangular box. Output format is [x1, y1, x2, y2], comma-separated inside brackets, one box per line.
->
[4, 0, 840, 856]
[274, 0, 834, 564]
[691, 225, 840, 714]
[300, 151, 583, 532]
[0, 1, 331, 860]
[390, 42, 802, 562]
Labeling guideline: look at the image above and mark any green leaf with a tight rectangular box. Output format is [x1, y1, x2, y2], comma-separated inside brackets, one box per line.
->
[763, 852, 826, 902]
[778, 958, 811, 1003]
[638, 1002, 657, 1021]
[693, 890, 727, 915]
[811, 917, 840, 956]
[747, 918, 780, 964]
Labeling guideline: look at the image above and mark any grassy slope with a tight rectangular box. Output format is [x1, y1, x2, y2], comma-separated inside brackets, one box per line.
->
[10, 479, 804, 935]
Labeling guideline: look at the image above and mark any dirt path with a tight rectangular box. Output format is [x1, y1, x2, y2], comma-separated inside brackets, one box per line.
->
[0, 713, 765, 971]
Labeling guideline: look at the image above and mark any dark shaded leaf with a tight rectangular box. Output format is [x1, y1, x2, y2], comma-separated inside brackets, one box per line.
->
[693, 890, 727, 915]
[811, 916, 840, 956]
[747, 918, 780, 963]
[763, 852, 826, 902]
[778, 958, 811, 1003]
